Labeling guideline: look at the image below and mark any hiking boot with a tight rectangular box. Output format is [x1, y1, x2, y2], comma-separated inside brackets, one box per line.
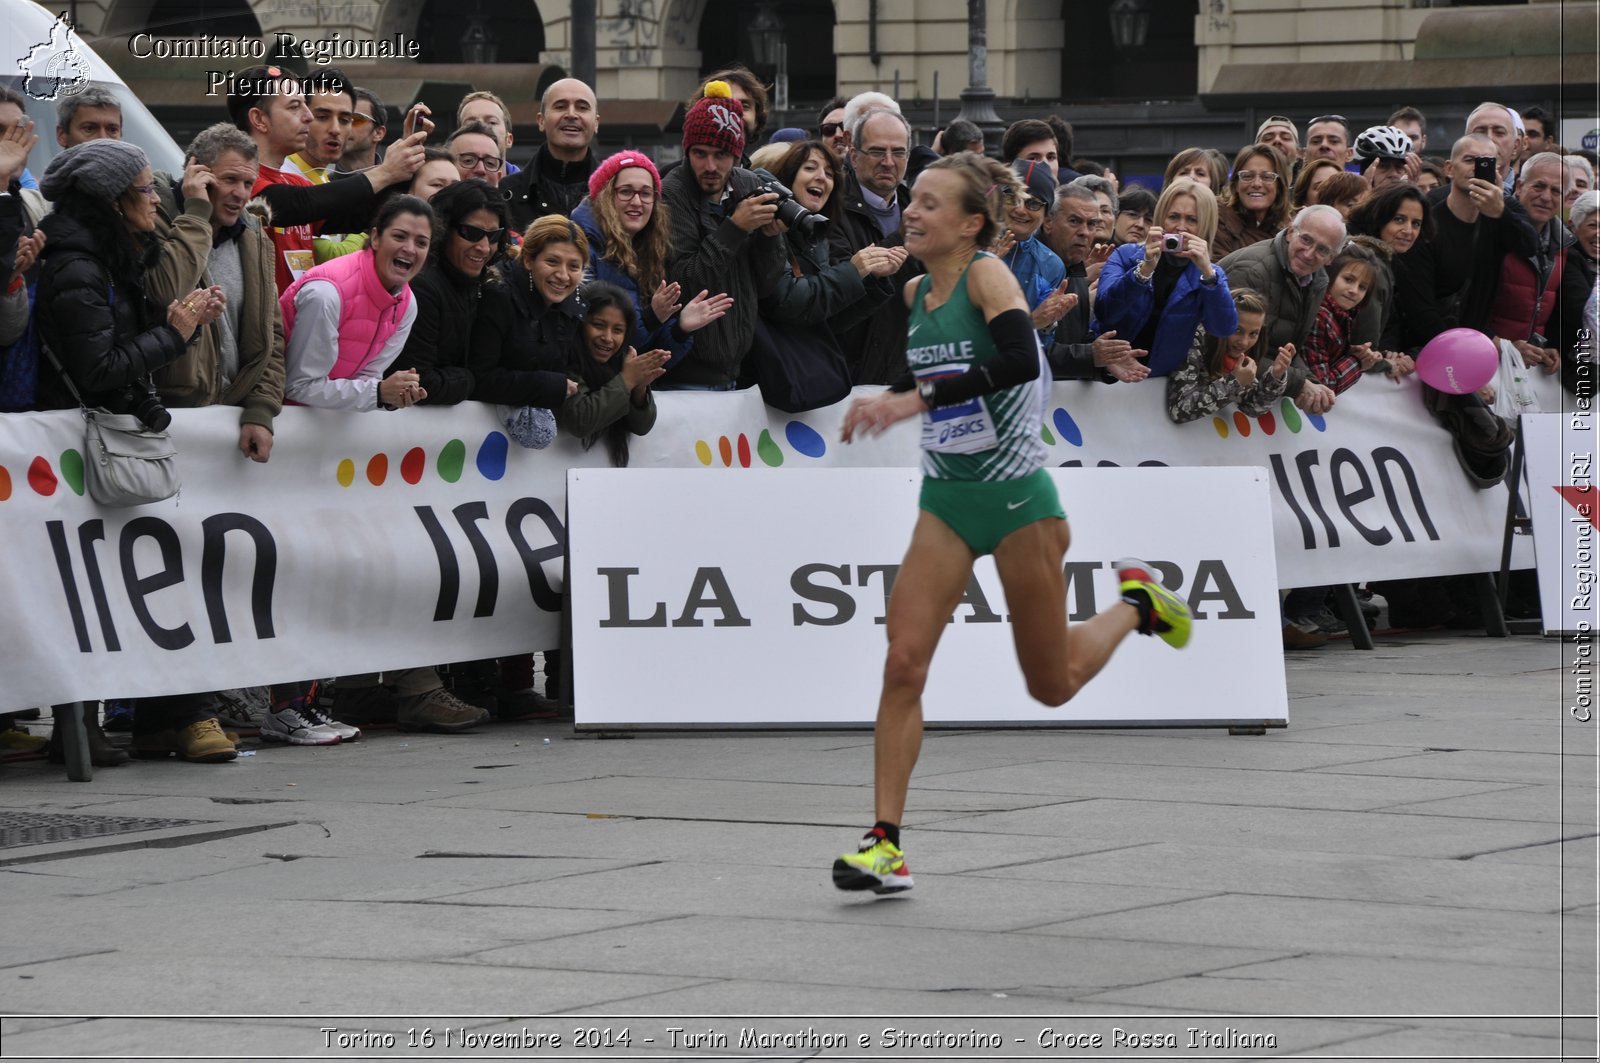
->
[175, 718, 238, 762]
[259, 704, 341, 746]
[832, 828, 913, 894]
[397, 688, 491, 734]
[47, 704, 129, 767]
[494, 687, 561, 721]
[1115, 558, 1192, 649]
[332, 683, 397, 725]
[1282, 618, 1327, 650]
[443, 660, 500, 716]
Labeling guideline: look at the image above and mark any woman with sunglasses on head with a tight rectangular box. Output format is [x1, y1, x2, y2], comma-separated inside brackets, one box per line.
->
[34, 140, 228, 766]
[1212, 144, 1292, 258]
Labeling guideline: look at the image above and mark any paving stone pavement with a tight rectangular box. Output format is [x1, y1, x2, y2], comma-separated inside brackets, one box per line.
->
[0, 631, 1594, 1060]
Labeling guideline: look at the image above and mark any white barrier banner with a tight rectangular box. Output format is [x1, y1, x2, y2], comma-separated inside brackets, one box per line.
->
[1523, 413, 1598, 636]
[0, 375, 1555, 710]
[569, 467, 1287, 728]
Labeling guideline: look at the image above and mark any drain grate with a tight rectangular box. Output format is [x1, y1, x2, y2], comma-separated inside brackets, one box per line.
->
[0, 812, 210, 849]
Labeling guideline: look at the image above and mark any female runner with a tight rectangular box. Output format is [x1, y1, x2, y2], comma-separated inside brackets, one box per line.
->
[833, 152, 1192, 895]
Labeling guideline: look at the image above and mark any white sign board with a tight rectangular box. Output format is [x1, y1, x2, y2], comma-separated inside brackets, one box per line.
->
[568, 467, 1288, 729]
[1523, 413, 1598, 636]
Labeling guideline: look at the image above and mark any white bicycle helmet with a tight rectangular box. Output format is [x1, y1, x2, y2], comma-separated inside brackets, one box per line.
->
[1355, 125, 1413, 161]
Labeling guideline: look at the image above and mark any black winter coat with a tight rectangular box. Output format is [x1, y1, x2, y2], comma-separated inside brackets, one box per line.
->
[34, 212, 187, 414]
[503, 147, 598, 232]
[760, 228, 893, 333]
[401, 258, 484, 406]
[827, 170, 919, 384]
[661, 163, 786, 388]
[468, 258, 577, 409]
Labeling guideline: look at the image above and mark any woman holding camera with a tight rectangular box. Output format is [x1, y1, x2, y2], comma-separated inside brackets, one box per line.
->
[758, 138, 903, 331]
[1094, 178, 1237, 379]
[35, 140, 229, 765]
[571, 151, 731, 365]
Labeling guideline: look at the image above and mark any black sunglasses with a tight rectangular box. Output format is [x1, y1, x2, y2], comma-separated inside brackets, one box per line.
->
[820, 122, 843, 137]
[455, 222, 506, 244]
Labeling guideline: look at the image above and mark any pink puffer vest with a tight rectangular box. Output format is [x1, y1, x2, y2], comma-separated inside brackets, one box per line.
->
[279, 249, 413, 380]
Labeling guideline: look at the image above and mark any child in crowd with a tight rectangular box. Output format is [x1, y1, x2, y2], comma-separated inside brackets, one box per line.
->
[1166, 286, 1295, 423]
[557, 281, 667, 468]
[1303, 238, 1392, 394]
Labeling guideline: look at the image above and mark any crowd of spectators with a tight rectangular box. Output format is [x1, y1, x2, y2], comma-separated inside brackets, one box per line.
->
[1, 68, 1594, 761]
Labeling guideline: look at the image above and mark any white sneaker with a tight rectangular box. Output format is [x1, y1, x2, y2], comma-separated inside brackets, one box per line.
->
[259, 704, 342, 746]
[300, 699, 361, 742]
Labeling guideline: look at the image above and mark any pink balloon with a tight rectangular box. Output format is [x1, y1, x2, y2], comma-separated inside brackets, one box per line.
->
[1416, 328, 1498, 395]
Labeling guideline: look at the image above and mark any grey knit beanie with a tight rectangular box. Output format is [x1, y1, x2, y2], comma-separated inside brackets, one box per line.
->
[40, 139, 150, 201]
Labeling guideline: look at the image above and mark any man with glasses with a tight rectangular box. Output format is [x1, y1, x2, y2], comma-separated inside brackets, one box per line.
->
[1220, 205, 1348, 413]
[1256, 116, 1300, 166]
[503, 78, 600, 230]
[457, 91, 519, 176]
[830, 107, 921, 383]
[446, 122, 504, 189]
[1304, 115, 1353, 167]
[338, 88, 388, 172]
[1465, 102, 1521, 195]
[1041, 184, 1149, 383]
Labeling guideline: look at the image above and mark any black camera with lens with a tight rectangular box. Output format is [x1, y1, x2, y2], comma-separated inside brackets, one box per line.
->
[738, 168, 829, 241]
[125, 380, 171, 433]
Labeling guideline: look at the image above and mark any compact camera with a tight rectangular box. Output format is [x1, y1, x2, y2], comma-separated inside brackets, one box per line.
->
[1162, 232, 1187, 253]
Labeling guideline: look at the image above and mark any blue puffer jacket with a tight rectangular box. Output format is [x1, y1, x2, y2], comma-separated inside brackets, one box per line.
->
[1001, 232, 1066, 337]
[571, 199, 693, 366]
[1093, 242, 1238, 377]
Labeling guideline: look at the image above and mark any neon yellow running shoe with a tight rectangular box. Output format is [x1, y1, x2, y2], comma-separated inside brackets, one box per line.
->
[832, 829, 914, 894]
[1115, 557, 1192, 649]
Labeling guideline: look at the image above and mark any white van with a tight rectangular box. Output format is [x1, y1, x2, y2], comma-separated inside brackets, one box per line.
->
[4, 0, 183, 178]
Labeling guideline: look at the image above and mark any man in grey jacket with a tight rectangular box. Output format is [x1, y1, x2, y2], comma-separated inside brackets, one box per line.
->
[1218, 204, 1346, 414]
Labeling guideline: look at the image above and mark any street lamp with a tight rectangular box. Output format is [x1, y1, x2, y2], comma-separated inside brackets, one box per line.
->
[954, 0, 1003, 151]
[747, 2, 788, 112]
[460, 6, 498, 64]
[1109, 0, 1150, 51]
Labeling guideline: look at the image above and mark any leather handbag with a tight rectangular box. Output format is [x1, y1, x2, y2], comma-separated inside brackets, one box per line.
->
[42, 337, 180, 508]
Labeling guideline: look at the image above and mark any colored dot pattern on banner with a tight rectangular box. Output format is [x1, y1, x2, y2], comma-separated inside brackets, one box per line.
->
[476, 432, 509, 480]
[0, 465, 10, 501]
[756, 428, 783, 467]
[28, 455, 56, 496]
[1212, 416, 1229, 438]
[400, 447, 425, 485]
[437, 438, 466, 483]
[58, 449, 84, 496]
[1051, 406, 1084, 446]
[1232, 411, 1252, 437]
[366, 453, 387, 486]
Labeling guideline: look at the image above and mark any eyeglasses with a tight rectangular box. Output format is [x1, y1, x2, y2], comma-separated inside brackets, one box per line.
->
[350, 112, 377, 130]
[1236, 170, 1279, 184]
[820, 122, 843, 137]
[453, 152, 504, 172]
[454, 222, 506, 244]
[1292, 230, 1342, 262]
[613, 186, 655, 203]
[856, 146, 908, 162]
[131, 183, 157, 199]
[1022, 195, 1048, 213]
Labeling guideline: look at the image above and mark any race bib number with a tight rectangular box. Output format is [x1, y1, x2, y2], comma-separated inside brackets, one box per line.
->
[917, 364, 998, 454]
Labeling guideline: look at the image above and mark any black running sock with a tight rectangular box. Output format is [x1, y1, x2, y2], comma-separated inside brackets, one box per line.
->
[873, 821, 901, 848]
[1122, 590, 1154, 635]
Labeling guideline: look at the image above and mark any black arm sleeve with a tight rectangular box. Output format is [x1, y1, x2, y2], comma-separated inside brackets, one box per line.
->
[257, 176, 377, 230]
[926, 308, 1040, 406]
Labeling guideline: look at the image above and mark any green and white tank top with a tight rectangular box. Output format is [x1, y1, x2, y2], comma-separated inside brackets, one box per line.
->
[906, 252, 1049, 481]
